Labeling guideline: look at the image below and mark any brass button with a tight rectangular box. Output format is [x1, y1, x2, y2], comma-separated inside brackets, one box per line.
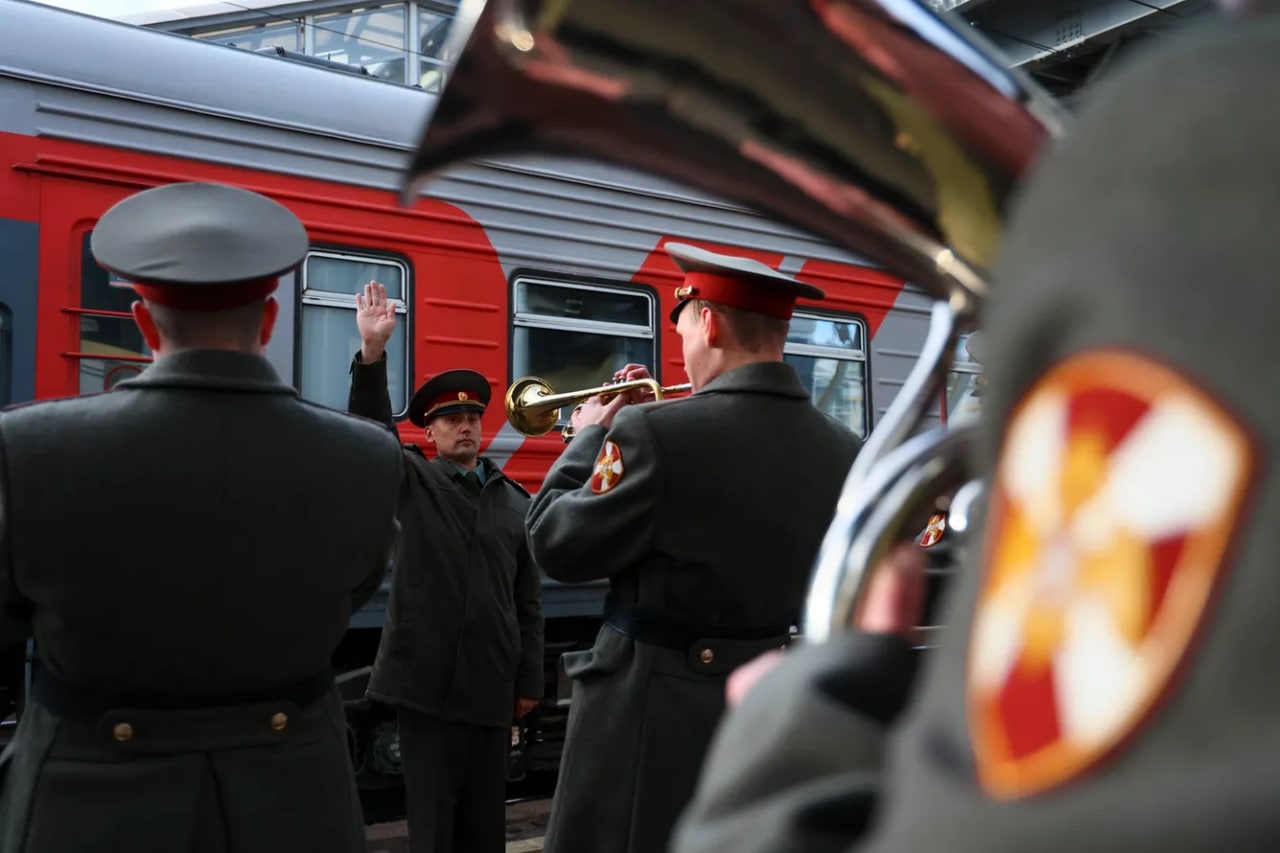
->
[270, 712, 289, 732]
[112, 722, 133, 742]
[699, 648, 714, 664]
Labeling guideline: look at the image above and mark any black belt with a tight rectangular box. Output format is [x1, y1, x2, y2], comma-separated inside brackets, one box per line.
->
[604, 598, 791, 653]
[32, 668, 333, 722]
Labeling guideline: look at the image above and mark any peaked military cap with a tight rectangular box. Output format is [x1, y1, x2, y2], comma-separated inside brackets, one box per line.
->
[665, 242, 826, 323]
[92, 182, 309, 310]
[409, 368, 490, 427]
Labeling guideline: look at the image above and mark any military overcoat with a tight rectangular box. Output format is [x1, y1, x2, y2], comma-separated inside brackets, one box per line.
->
[526, 360, 862, 853]
[672, 14, 1280, 853]
[348, 353, 544, 728]
[0, 349, 403, 852]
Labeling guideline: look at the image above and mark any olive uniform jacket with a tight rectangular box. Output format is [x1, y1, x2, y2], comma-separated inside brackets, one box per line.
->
[0, 349, 403, 853]
[348, 353, 544, 729]
[671, 15, 1280, 853]
[526, 360, 862, 853]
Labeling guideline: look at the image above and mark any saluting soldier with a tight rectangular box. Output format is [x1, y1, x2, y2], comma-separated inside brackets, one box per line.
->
[0, 182, 404, 852]
[525, 242, 864, 853]
[347, 282, 544, 853]
[671, 4, 1280, 853]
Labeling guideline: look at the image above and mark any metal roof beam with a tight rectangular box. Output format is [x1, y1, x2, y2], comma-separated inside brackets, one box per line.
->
[926, 0, 1001, 13]
[964, 0, 1218, 68]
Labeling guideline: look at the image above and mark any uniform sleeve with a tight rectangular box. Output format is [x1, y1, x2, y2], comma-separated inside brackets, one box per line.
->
[0, 429, 31, 648]
[351, 513, 401, 613]
[514, 535, 545, 699]
[525, 408, 660, 583]
[670, 634, 919, 853]
[347, 350, 395, 432]
[349, 439, 406, 612]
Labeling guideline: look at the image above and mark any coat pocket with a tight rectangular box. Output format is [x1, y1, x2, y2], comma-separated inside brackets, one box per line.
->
[562, 624, 634, 682]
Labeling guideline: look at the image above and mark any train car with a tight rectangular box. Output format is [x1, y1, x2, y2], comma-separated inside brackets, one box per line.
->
[0, 0, 973, 790]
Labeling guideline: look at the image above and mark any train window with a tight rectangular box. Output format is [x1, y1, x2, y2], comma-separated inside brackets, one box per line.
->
[784, 312, 869, 438]
[943, 331, 983, 425]
[200, 20, 301, 52]
[314, 4, 410, 84]
[77, 234, 152, 395]
[418, 4, 460, 91]
[299, 251, 411, 414]
[511, 278, 656, 419]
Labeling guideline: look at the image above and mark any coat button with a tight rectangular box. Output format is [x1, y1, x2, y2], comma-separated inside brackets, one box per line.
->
[270, 712, 289, 732]
[699, 648, 714, 664]
[112, 722, 133, 742]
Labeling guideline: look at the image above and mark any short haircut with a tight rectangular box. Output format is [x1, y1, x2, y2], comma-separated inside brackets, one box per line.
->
[146, 299, 267, 351]
[690, 298, 789, 352]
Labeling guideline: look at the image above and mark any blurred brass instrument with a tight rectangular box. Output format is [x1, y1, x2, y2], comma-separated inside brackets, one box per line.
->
[506, 376, 692, 442]
[401, 0, 1067, 643]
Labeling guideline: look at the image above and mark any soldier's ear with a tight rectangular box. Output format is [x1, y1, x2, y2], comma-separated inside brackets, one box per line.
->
[131, 300, 161, 352]
[258, 297, 280, 347]
[701, 306, 722, 349]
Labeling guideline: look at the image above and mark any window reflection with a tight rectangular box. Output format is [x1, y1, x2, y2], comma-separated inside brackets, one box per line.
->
[785, 353, 867, 438]
[784, 311, 868, 438]
[79, 234, 152, 396]
[944, 331, 984, 424]
[187, 2, 466, 89]
[512, 278, 656, 425]
[513, 328, 654, 405]
[314, 5, 409, 82]
[300, 253, 409, 413]
[202, 20, 301, 52]
[787, 315, 862, 352]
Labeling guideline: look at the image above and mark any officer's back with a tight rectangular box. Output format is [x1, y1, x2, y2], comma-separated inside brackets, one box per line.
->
[0, 182, 402, 853]
[1, 352, 398, 692]
[635, 372, 860, 626]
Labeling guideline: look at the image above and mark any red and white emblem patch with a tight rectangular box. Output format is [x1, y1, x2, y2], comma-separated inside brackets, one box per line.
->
[968, 350, 1254, 800]
[589, 440, 625, 494]
[920, 512, 948, 548]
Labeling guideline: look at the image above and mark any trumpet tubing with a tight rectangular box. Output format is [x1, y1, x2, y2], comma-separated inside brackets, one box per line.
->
[505, 376, 692, 438]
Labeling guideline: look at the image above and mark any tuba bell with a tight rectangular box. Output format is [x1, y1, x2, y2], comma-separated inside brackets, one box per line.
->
[400, 0, 1067, 643]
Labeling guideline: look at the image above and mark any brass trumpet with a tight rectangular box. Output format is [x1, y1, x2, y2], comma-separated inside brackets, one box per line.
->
[505, 376, 693, 441]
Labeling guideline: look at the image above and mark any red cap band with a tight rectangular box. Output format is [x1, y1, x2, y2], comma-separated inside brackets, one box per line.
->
[424, 390, 485, 419]
[132, 277, 279, 310]
[431, 390, 481, 410]
[674, 271, 797, 319]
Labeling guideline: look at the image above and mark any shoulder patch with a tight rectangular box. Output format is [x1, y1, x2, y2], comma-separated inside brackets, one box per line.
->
[919, 512, 948, 548]
[967, 349, 1256, 800]
[589, 439, 625, 494]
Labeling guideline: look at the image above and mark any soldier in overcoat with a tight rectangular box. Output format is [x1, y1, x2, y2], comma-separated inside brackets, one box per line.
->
[0, 181, 404, 852]
[524, 242, 864, 853]
[347, 282, 544, 853]
[671, 5, 1280, 852]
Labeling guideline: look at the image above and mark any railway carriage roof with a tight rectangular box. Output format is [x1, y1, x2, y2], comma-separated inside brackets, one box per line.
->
[2, 0, 432, 152]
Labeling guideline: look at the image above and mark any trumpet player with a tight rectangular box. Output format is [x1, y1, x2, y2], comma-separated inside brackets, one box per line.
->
[525, 242, 864, 853]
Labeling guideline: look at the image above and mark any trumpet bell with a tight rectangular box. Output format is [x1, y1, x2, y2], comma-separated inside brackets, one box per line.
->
[505, 376, 560, 437]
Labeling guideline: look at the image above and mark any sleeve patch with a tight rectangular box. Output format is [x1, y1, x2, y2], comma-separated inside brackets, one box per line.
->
[589, 440, 625, 494]
[967, 349, 1256, 801]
